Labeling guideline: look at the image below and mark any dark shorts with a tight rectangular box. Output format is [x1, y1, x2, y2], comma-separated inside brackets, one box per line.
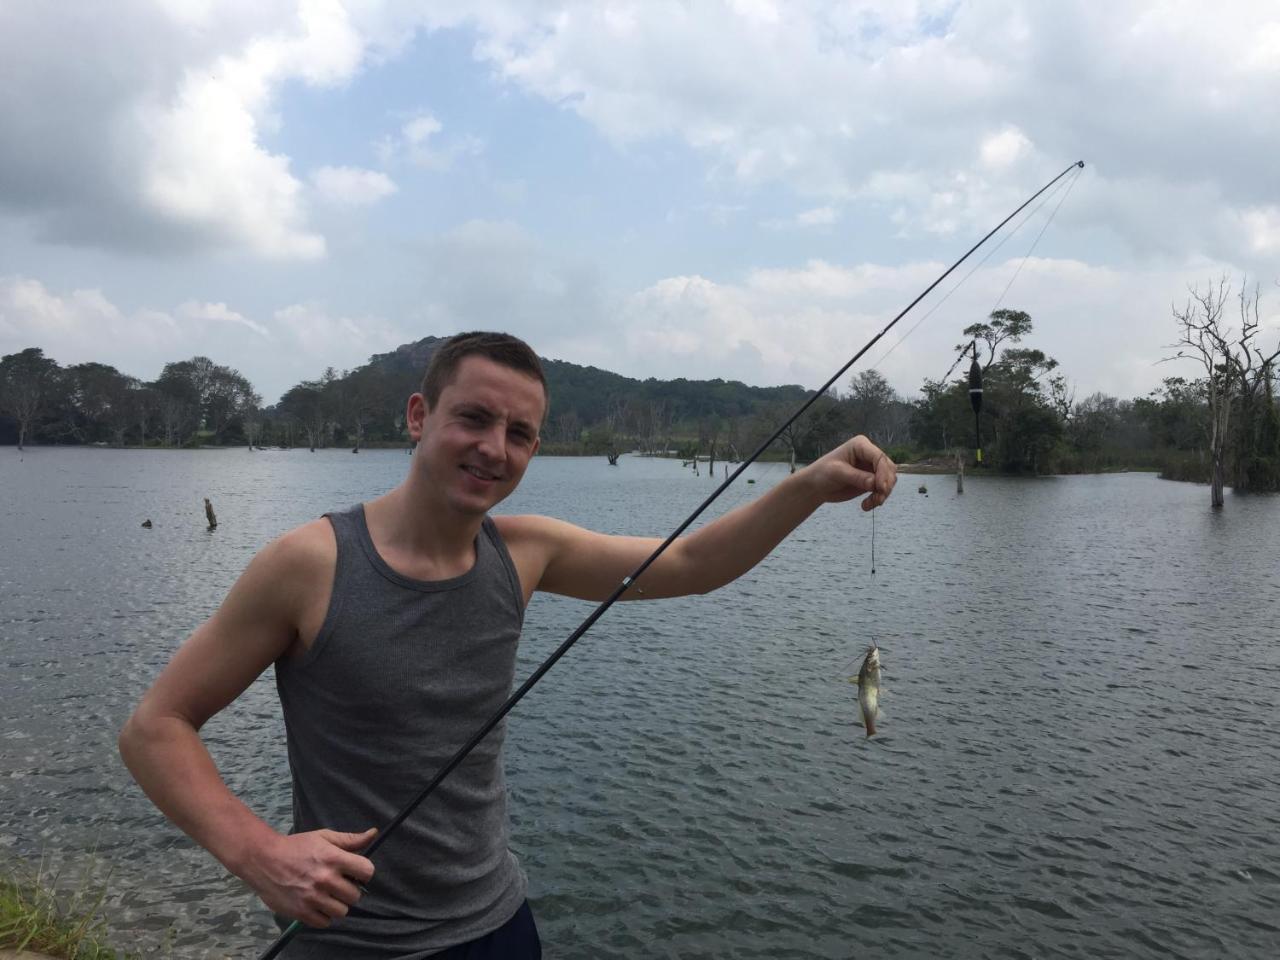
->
[435, 900, 541, 960]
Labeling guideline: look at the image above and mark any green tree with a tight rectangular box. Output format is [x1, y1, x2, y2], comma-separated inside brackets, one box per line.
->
[962, 309, 1032, 370]
[63, 362, 136, 444]
[0, 348, 61, 449]
[280, 382, 326, 451]
[910, 378, 971, 452]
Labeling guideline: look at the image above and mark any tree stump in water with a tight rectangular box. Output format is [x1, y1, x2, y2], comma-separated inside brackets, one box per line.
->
[204, 497, 218, 530]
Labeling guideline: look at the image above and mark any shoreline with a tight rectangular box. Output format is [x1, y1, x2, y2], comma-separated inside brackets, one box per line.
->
[4, 444, 1186, 480]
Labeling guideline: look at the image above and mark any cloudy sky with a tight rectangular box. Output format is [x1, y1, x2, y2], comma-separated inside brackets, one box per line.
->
[2, 1, 1278, 406]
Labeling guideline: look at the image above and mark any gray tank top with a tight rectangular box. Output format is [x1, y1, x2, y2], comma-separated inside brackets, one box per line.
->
[273, 504, 528, 957]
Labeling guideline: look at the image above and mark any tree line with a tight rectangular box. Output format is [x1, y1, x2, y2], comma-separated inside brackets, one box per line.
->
[3, 285, 1277, 500]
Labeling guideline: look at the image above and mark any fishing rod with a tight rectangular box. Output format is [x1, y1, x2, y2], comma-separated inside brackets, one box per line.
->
[259, 158, 1085, 958]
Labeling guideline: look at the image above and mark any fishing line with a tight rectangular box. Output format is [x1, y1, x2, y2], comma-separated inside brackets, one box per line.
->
[871, 165, 1083, 374]
[870, 507, 876, 577]
[258, 159, 1085, 959]
[832, 509, 878, 682]
[985, 163, 1082, 320]
[935, 163, 1084, 384]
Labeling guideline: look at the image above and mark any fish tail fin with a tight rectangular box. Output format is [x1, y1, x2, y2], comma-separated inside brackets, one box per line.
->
[862, 709, 877, 737]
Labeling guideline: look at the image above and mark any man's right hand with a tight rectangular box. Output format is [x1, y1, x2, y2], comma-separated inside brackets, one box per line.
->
[243, 827, 377, 928]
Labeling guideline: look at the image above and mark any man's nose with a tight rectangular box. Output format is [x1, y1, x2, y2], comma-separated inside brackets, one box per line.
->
[476, 423, 507, 460]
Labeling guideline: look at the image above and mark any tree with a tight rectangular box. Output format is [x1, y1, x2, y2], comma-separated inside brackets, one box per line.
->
[204, 366, 259, 443]
[280, 382, 326, 451]
[62, 362, 137, 444]
[1226, 283, 1280, 492]
[961, 309, 1032, 371]
[1135, 377, 1204, 452]
[1244, 365, 1280, 490]
[911, 378, 969, 452]
[128, 383, 158, 447]
[0, 348, 60, 449]
[343, 366, 386, 452]
[846, 370, 894, 442]
[1166, 276, 1280, 505]
[153, 364, 201, 446]
[983, 345, 1062, 473]
[754, 393, 843, 473]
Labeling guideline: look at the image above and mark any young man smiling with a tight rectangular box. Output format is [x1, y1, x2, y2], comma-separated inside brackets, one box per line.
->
[120, 331, 898, 958]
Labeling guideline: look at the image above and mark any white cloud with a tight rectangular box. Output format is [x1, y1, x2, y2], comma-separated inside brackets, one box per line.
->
[4, 1, 1277, 268]
[134, 1, 380, 258]
[176, 301, 270, 337]
[406, 219, 611, 357]
[597, 254, 1264, 402]
[0, 1, 418, 258]
[311, 166, 398, 206]
[403, 113, 443, 145]
[444, 0, 1280, 266]
[796, 206, 838, 227]
[377, 110, 484, 171]
[0, 276, 409, 403]
[1, 276, 180, 373]
[760, 206, 840, 230]
[273, 302, 404, 361]
[1236, 206, 1280, 255]
[980, 127, 1032, 171]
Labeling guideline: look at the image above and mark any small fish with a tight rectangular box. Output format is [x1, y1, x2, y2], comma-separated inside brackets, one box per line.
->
[849, 642, 881, 737]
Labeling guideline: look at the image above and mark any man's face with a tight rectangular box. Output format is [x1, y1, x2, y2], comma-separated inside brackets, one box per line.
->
[410, 355, 545, 515]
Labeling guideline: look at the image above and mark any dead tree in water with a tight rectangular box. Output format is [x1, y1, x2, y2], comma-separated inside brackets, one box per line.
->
[204, 497, 218, 531]
[1166, 277, 1280, 507]
[956, 449, 964, 494]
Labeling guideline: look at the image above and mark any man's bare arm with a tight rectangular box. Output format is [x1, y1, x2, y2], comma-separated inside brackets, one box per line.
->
[500, 435, 897, 603]
[118, 520, 374, 928]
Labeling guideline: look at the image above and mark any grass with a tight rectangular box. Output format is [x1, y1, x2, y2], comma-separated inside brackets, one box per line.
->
[0, 859, 140, 960]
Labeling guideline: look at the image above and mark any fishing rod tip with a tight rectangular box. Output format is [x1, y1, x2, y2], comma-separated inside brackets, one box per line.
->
[1076, 160, 1085, 168]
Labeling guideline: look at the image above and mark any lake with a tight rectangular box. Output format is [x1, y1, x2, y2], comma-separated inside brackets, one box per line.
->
[1, 447, 1278, 959]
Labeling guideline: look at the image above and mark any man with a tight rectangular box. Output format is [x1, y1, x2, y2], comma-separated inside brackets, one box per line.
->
[119, 331, 897, 957]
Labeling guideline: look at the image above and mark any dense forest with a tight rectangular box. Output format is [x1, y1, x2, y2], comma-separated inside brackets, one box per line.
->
[3, 289, 1278, 497]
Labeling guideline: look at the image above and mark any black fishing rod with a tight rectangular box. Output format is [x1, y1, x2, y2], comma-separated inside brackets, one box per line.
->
[259, 158, 1084, 958]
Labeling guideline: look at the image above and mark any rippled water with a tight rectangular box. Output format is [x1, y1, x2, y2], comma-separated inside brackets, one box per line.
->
[2, 447, 1278, 959]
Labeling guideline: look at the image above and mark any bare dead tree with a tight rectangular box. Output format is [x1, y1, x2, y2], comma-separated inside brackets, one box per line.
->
[1165, 276, 1237, 507]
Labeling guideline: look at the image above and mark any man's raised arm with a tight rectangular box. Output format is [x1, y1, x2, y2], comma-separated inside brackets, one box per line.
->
[499, 434, 897, 603]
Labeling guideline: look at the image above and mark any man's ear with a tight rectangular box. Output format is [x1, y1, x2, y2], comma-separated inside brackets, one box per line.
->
[407, 393, 428, 442]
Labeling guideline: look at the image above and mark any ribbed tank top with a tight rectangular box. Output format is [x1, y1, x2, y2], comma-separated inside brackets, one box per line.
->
[273, 504, 528, 957]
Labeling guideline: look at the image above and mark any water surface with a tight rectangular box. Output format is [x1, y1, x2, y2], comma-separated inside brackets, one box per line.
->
[1, 448, 1278, 958]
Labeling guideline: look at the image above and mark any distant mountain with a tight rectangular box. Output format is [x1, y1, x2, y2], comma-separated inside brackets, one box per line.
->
[366, 336, 810, 428]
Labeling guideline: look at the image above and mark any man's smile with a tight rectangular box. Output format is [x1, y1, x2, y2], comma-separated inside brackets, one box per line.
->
[462, 464, 502, 482]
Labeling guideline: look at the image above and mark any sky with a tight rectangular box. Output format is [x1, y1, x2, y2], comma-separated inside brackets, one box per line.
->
[1, 0, 1279, 407]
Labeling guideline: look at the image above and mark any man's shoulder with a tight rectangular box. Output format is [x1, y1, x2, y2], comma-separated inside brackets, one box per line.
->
[254, 517, 337, 585]
[492, 512, 565, 543]
[492, 513, 597, 567]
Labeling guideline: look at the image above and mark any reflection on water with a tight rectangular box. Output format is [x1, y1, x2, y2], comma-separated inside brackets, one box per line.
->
[2, 448, 1279, 958]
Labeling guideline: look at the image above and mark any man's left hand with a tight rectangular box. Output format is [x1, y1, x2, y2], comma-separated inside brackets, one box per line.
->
[807, 435, 898, 510]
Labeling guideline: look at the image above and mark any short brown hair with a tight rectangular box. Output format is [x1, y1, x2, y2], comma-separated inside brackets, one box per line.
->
[420, 331, 547, 411]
